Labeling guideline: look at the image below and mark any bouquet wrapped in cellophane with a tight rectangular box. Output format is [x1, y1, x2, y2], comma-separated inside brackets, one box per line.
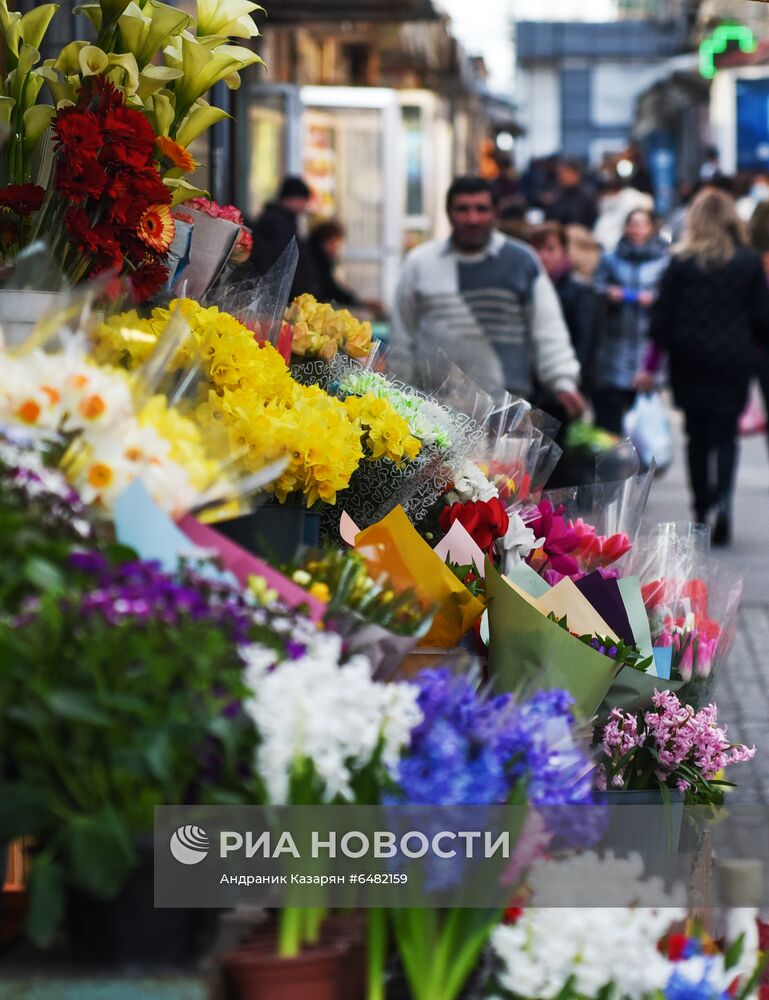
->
[312, 354, 499, 535]
[285, 545, 433, 679]
[518, 457, 654, 585]
[615, 522, 743, 711]
[0, 288, 282, 519]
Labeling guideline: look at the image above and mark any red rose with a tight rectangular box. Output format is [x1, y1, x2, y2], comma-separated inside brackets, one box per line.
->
[0, 183, 44, 216]
[53, 109, 103, 156]
[439, 497, 509, 553]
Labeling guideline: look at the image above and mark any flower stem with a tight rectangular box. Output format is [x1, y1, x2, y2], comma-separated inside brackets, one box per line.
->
[277, 907, 303, 959]
[366, 908, 388, 1000]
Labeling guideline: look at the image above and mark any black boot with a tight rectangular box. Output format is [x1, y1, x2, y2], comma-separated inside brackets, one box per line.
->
[712, 505, 732, 547]
[694, 506, 710, 526]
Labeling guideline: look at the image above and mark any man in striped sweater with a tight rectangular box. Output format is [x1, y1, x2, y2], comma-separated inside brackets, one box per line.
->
[389, 176, 585, 417]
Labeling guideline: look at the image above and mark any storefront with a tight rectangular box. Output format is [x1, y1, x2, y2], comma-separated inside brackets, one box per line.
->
[237, 84, 457, 305]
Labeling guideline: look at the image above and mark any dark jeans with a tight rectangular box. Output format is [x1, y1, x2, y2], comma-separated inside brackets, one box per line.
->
[593, 388, 636, 436]
[756, 349, 769, 453]
[683, 407, 740, 518]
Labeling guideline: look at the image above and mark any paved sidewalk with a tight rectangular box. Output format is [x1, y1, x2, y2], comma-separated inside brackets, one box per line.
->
[643, 411, 769, 804]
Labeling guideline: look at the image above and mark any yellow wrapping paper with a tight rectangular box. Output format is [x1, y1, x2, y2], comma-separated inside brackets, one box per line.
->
[354, 506, 485, 648]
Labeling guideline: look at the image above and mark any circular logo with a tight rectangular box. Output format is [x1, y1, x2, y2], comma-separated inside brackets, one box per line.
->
[169, 825, 209, 865]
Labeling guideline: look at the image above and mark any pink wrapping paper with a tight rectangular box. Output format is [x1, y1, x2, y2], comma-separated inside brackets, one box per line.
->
[177, 514, 327, 622]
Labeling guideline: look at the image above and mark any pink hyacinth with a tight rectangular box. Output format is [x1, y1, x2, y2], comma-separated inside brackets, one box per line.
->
[602, 690, 755, 791]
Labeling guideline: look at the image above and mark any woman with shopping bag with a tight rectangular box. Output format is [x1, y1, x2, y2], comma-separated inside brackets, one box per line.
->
[638, 188, 769, 545]
[592, 209, 669, 435]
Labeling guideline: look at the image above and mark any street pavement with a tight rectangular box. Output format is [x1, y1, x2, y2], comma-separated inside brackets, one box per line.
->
[643, 408, 769, 805]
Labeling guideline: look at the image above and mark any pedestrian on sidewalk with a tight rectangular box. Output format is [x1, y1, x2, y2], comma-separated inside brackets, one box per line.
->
[389, 176, 585, 417]
[249, 176, 311, 278]
[527, 221, 598, 383]
[592, 208, 668, 435]
[639, 188, 769, 545]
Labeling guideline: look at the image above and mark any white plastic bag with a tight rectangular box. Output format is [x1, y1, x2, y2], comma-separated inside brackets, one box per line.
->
[623, 392, 673, 473]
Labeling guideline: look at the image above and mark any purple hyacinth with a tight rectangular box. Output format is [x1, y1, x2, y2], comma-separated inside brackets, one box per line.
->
[67, 551, 256, 643]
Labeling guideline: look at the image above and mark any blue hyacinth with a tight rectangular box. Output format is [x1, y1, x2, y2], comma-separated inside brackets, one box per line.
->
[665, 959, 731, 1000]
[391, 670, 594, 809]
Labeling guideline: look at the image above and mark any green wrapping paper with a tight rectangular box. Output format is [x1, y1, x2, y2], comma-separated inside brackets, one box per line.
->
[485, 562, 623, 721]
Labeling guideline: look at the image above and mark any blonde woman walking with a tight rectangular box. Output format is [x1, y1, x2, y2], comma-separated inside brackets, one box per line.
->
[641, 188, 769, 544]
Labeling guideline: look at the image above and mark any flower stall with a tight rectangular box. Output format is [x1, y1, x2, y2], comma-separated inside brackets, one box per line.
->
[0, 1, 765, 998]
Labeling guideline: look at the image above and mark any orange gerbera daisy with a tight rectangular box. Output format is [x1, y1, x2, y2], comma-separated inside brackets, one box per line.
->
[137, 204, 175, 252]
[156, 135, 196, 173]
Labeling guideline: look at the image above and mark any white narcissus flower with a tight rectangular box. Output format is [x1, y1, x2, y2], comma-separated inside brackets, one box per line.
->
[242, 633, 422, 804]
[498, 509, 542, 575]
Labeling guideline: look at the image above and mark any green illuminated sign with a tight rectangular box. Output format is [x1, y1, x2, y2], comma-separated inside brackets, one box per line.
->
[699, 24, 757, 79]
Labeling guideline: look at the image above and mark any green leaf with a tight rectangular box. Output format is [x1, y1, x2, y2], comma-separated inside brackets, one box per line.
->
[66, 812, 134, 900]
[724, 932, 745, 971]
[23, 556, 64, 594]
[26, 853, 65, 948]
[143, 731, 172, 785]
[45, 690, 112, 726]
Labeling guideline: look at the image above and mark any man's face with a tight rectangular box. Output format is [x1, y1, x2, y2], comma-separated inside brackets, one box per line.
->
[448, 192, 497, 252]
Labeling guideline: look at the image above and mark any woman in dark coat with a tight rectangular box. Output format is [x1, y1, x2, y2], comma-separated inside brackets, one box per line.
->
[640, 188, 769, 545]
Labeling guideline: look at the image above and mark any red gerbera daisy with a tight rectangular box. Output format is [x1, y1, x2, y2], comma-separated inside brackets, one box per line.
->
[53, 109, 103, 156]
[79, 75, 123, 114]
[0, 183, 44, 216]
[107, 144, 156, 170]
[66, 213, 124, 281]
[56, 158, 108, 201]
[110, 168, 170, 213]
[130, 260, 169, 303]
[102, 106, 156, 157]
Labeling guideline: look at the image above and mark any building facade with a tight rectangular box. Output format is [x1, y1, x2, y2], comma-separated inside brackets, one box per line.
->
[515, 19, 690, 165]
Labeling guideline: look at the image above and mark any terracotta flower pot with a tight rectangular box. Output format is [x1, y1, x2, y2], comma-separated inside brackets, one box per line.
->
[221, 937, 346, 1000]
[322, 913, 366, 999]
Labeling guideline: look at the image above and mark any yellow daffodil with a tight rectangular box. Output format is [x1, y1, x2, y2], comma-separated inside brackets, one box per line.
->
[98, 299, 367, 507]
[343, 393, 422, 465]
